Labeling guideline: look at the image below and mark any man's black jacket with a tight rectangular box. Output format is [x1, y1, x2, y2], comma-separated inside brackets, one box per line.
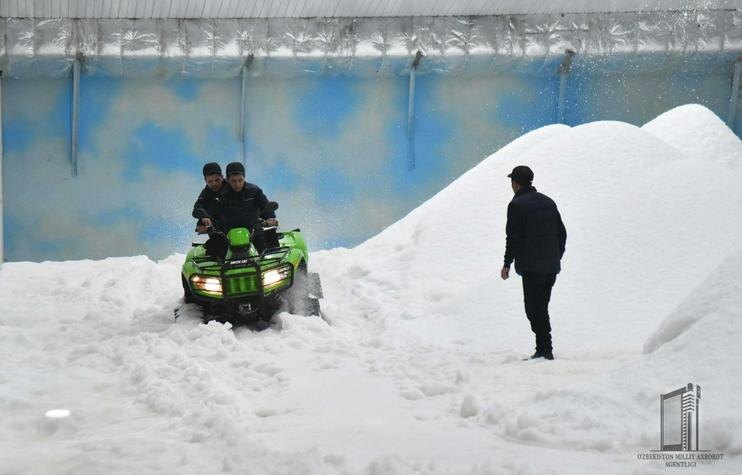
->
[192, 183, 225, 222]
[208, 183, 276, 233]
[504, 186, 567, 275]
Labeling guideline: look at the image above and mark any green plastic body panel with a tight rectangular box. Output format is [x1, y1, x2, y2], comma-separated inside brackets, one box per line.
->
[182, 227, 310, 302]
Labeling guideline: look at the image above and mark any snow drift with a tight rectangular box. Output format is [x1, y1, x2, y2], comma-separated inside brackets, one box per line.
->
[644, 247, 742, 354]
[1, 104, 741, 474]
[311, 103, 742, 464]
[318, 104, 742, 352]
[642, 103, 742, 164]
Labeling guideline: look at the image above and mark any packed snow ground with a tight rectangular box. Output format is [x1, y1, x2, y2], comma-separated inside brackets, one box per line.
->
[1, 104, 741, 474]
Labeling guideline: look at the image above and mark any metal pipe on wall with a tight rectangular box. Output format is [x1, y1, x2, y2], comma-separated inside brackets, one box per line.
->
[240, 55, 254, 166]
[727, 57, 742, 131]
[0, 71, 4, 266]
[557, 49, 575, 124]
[71, 56, 80, 177]
[407, 51, 424, 171]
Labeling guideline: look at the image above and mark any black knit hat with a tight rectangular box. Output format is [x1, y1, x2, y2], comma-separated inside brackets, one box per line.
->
[507, 165, 534, 185]
[226, 161, 245, 176]
[202, 162, 222, 177]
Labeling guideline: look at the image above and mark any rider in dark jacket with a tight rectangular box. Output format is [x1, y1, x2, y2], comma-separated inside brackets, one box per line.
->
[208, 162, 277, 253]
[192, 162, 226, 232]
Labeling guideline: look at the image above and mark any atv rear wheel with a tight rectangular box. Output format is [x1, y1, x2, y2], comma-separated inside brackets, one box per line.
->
[286, 263, 322, 316]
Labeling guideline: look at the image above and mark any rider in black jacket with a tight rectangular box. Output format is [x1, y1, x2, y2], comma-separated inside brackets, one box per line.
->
[205, 162, 277, 254]
[192, 162, 226, 233]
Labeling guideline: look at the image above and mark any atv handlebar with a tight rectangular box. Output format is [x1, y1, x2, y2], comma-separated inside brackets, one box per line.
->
[199, 220, 278, 236]
[195, 201, 279, 235]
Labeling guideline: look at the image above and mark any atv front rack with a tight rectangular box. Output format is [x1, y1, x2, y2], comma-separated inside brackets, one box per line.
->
[190, 246, 294, 320]
[191, 246, 290, 268]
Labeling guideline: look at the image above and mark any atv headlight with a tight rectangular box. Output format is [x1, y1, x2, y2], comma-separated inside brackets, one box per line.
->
[262, 265, 292, 287]
[190, 275, 222, 294]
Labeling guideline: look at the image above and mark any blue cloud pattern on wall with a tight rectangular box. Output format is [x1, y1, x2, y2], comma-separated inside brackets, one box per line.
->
[3, 119, 35, 153]
[124, 122, 203, 180]
[93, 205, 146, 226]
[259, 158, 301, 192]
[171, 79, 202, 102]
[1, 54, 738, 262]
[78, 77, 124, 155]
[313, 166, 356, 207]
[296, 76, 361, 139]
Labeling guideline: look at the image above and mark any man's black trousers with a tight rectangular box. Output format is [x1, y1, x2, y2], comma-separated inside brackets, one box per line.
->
[521, 272, 557, 354]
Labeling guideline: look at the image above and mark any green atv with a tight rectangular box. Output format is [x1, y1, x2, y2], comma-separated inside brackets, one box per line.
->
[179, 202, 322, 328]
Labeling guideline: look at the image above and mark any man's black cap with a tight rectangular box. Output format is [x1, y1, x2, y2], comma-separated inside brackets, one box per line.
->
[507, 165, 534, 184]
[226, 161, 245, 176]
[202, 162, 222, 177]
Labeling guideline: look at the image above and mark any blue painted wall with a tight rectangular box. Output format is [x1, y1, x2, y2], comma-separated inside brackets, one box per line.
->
[2, 55, 739, 261]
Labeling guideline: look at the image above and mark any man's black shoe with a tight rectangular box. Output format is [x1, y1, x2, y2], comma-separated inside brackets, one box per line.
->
[528, 351, 554, 360]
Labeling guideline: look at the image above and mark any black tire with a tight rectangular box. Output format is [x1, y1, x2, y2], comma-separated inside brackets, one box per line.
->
[287, 263, 322, 316]
[181, 275, 195, 304]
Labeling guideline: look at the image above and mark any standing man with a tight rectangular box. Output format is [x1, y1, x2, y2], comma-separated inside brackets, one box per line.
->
[192, 162, 225, 233]
[501, 166, 566, 360]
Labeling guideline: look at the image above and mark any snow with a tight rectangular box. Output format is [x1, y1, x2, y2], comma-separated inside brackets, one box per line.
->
[634, 250, 742, 457]
[642, 103, 742, 164]
[643, 248, 742, 354]
[1, 105, 741, 473]
[459, 394, 480, 418]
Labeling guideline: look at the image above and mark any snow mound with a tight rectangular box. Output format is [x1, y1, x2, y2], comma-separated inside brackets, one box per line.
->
[643, 248, 742, 354]
[642, 104, 741, 162]
[314, 103, 742, 462]
[319, 104, 742, 353]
